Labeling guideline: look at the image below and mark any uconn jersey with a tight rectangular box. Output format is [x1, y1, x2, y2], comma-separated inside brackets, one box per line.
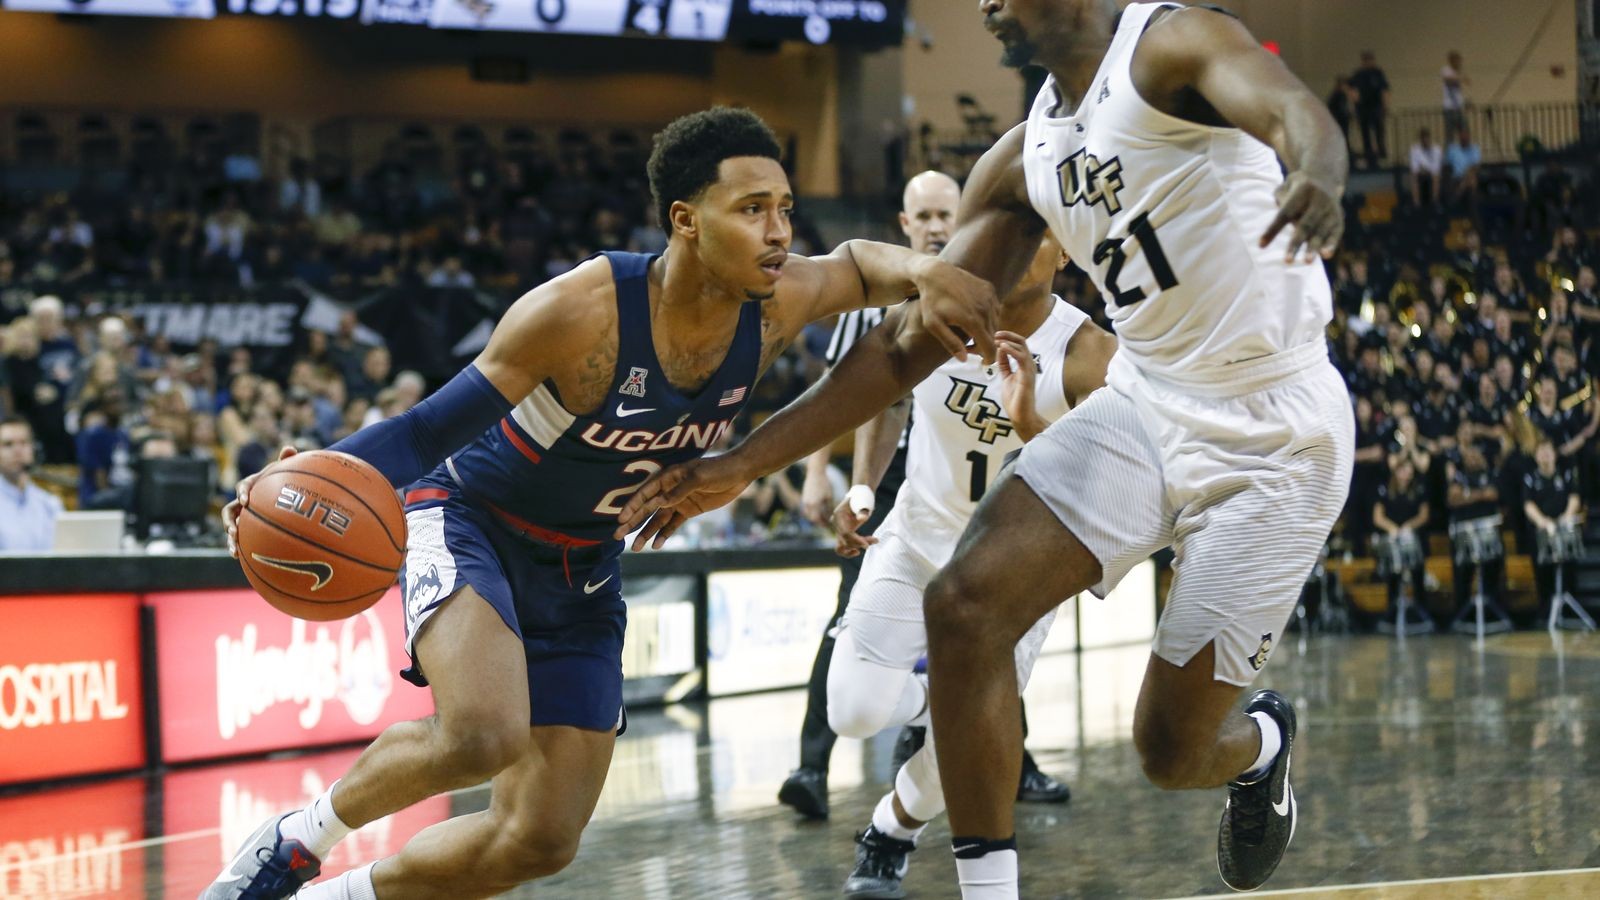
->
[428, 251, 759, 544]
[889, 298, 1086, 563]
[1021, 1, 1332, 389]
[398, 251, 760, 732]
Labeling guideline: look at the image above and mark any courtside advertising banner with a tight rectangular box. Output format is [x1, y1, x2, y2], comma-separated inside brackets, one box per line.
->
[146, 588, 434, 763]
[705, 567, 840, 696]
[0, 594, 144, 785]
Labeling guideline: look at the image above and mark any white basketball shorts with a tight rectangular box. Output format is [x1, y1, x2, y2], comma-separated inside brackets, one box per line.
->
[843, 512, 1057, 689]
[1015, 343, 1354, 686]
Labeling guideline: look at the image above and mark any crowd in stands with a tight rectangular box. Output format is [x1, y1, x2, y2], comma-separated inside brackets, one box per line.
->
[1328, 152, 1600, 625]
[0, 119, 835, 550]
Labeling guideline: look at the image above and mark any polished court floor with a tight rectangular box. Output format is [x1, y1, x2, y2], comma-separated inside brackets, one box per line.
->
[5, 632, 1600, 898]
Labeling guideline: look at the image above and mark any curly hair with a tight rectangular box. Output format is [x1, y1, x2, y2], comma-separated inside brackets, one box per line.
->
[647, 107, 783, 232]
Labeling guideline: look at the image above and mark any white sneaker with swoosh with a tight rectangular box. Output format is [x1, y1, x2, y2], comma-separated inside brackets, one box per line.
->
[199, 812, 322, 900]
[1217, 689, 1298, 892]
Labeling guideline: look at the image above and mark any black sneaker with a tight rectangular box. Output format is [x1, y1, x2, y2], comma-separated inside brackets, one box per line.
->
[889, 725, 926, 774]
[1016, 768, 1071, 804]
[1217, 690, 1298, 892]
[842, 825, 915, 899]
[778, 767, 829, 820]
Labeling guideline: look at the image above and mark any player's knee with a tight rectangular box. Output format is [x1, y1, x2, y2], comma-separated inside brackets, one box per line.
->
[437, 720, 528, 782]
[924, 570, 996, 646]
[491, 821, 581, 882]
[827, 684, 894, 739]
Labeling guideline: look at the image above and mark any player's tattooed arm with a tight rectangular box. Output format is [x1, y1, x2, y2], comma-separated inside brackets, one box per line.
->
[1134, 6, 1347, 263]
[755, 303, 795, 378]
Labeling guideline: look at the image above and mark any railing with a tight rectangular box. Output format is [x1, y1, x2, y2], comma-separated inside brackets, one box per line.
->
[1383, 102, 1598, 166]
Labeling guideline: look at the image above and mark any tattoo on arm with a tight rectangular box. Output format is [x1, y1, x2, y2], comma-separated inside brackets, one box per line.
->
[757, 306, 794, 376]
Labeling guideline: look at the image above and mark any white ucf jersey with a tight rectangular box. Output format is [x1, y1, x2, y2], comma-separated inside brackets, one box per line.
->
[886, 297, 1088, 562]
[1021, 1, 1333, 391]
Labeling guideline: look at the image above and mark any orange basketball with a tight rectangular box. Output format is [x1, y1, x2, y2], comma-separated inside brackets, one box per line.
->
[236, 450, 406, 621]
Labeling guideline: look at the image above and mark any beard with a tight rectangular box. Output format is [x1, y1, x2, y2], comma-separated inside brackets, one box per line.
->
[999, 36, 1037, 69]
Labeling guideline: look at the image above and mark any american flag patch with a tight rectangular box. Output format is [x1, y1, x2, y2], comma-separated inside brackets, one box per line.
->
[718, 386, 747, 406]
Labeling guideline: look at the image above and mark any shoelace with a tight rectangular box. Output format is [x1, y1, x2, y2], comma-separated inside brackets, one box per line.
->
[239, 846, 295, 899]
[1229, 781, 1271, 847]
[855, 830, 913, 879]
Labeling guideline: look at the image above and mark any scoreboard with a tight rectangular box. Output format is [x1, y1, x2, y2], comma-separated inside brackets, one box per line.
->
[0, 0, 906, 46]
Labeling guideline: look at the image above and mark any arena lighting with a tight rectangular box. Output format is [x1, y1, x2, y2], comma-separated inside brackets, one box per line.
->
[1561, 278, 1576, 291]
[1411, 323, 1421, 337]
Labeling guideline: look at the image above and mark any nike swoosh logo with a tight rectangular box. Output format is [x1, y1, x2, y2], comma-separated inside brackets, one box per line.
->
[252, 554, 335, 591]
[583, 574, 614, 595]
[952, 843, 982, 854]
[1272, 753, 1293, 817]
[615, 403, 657, 418]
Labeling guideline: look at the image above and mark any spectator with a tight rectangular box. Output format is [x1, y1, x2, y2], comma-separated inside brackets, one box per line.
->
[1327, 76, 1355, 166]
[1464, 374, 1510, 458]
[1445, 129, 1482, 208]
[1491, 263, 1531, 323]
[1349, 395, 1387, 551]
[0, 416, 61, 552]
[1526, 374, 1586, 472]
[1408, 128, 1443, 208]
[1373, 455, 1429, 610]
[348, 345, 392, 404]
[1349, 50, 1390, 168]
[1446, 443, 1504, 626]
[1452, 229, 1495, 289]
[278, 157, 322, 219]
[1441, 51, 1468, 140]
[27, 296, 76, 461]
[426, 255, 476, 288]
[1523, 440, 1582, 622]
[75, 397, 133, 509]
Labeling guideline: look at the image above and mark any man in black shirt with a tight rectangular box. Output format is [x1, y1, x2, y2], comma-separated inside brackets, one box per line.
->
[1523, 440, 1583, 623]
[1527, 374, 1586, 473]
[1452, 230, 1496, 290]
[1464, 376, 1509, 459]
[1349, 51, 1390, 169]
[1447, 445, 1505, 628]
[1422, 317, 1465, 370]
[1413, 381, 1460, 458]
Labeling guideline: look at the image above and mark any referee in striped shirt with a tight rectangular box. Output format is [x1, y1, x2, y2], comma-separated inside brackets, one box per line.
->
[779, 172, 1069, 819]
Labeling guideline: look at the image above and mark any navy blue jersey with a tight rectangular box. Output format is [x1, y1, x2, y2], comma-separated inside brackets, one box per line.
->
[415, 251, 761, 547]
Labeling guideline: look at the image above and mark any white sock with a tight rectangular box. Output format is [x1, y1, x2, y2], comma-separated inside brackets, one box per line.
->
[1243, 710, 1282, 781]
[871, 792, 925, 843]
[296, 862, 377, 900]
[954, 848, 1018, 899]
[279, 782, 354, 859]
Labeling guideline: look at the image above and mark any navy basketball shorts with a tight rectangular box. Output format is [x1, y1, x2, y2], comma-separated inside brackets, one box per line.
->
[397, 486, 627, 734]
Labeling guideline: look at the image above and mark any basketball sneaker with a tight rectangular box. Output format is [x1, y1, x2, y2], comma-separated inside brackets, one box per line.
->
[778, 767, 830, 820]
[1017, 764, 1071, 804]
[1217, 690, 1297, 892]
[842, 825, 915, 899]
[200, 812, 322, 900]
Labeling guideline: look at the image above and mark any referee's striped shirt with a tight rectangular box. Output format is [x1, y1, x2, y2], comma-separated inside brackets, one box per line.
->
[825, 308, 911, 450]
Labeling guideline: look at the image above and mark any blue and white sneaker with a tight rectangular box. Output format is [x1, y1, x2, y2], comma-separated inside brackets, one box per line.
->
[199, 812, 321, 899]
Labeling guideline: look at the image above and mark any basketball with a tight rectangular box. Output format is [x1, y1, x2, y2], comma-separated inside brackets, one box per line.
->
[235, 450, 406, 621]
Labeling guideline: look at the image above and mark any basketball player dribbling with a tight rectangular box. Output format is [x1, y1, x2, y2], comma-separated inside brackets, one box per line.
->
[827, 233, 1117, 898]
[617, 2, 1352, 895]
[202, 107, 1001, 900]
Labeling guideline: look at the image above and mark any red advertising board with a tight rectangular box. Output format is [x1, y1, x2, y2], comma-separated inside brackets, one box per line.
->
[0, 778, 146, 899]
[161, 748, 451, 898]
[0, 594, 145, 785]
[146, 588, 433, 763]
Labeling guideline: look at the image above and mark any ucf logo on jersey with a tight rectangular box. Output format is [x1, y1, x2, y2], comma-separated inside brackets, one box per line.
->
[944, 378, 1014, 444]
[1056, 148, 1125, 215]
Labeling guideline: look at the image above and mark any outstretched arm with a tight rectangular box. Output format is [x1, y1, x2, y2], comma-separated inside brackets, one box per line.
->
[615, 126, 1047, 545]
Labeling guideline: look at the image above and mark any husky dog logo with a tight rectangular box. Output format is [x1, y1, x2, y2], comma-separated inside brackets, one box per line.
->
[407, 563, 445, 616]
[1247, 633, 1274, 672]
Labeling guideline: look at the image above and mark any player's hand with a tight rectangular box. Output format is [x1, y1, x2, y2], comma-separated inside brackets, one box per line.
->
[831, 496, 877, 558]
[614, 455, 755, 550]
[1261, 172, 1344, 265]
[222, 445, 297, 559]
[800, 470, 835, 526]
[914, 258, 1000, 364]
[994, 330, 1037, 423]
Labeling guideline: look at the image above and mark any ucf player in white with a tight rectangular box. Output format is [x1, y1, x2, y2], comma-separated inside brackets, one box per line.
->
[618, 1, 1350, 896]
[825, 234, 1114, 898]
